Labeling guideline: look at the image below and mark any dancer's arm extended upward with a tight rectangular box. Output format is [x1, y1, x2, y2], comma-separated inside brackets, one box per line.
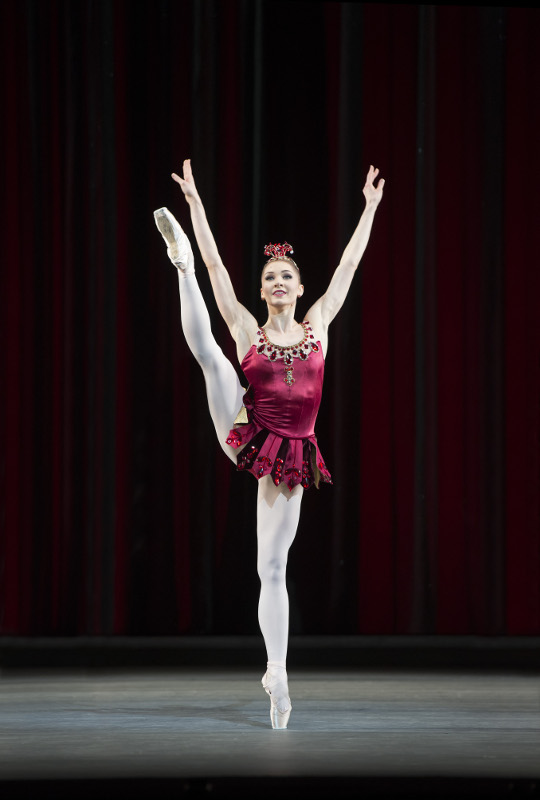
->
[306, 165, 384, 352]
[173, 160, 258, 361]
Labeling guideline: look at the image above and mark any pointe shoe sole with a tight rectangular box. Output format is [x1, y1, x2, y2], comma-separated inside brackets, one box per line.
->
[153, 207, 192, 270]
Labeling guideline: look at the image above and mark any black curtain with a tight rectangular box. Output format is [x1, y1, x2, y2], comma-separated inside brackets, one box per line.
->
[1, 1, 539, 636]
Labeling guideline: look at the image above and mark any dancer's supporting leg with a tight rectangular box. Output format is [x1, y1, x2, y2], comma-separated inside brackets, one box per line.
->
[257, 475, 303, 728]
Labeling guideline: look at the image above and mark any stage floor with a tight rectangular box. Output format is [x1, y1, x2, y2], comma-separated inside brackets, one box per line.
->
[1, 665, 539, 798]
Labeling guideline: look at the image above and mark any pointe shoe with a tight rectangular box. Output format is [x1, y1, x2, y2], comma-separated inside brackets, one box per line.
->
[262, 666, 292, 730]
[153, 207, 195, 274]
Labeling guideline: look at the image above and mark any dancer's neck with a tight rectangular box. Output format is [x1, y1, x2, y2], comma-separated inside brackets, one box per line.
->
[263, 307, 301, 336]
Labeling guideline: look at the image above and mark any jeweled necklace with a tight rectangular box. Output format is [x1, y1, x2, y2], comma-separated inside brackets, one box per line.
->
[256, 321, 319, 386]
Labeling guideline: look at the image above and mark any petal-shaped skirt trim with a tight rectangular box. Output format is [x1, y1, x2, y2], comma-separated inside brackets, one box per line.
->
[226, 420, 332, 491]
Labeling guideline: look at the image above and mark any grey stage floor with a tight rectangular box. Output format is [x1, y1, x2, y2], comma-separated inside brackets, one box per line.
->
[1, 665, 539, 798]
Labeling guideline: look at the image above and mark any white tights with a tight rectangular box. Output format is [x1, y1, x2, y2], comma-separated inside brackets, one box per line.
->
[257, 478, 302, 666]
[177, 271, 302, 668]
[177, 271, 245, 460]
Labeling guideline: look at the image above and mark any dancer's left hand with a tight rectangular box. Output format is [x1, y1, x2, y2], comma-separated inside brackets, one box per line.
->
[363, 165, 385, 206]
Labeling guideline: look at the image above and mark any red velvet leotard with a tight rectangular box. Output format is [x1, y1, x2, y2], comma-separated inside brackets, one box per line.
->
[226, 321, 332, 491]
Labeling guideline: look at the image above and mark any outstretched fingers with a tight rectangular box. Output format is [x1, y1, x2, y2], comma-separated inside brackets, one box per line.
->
[365, 164, 380, 186]
[363, 164, 385, 204]
[171, 159, 193, 186]
[183, 158, 193, 182]
[172, 159, 199, 200]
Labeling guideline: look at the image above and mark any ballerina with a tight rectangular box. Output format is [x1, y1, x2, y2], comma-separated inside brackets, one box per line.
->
[154, 159, 384, 728]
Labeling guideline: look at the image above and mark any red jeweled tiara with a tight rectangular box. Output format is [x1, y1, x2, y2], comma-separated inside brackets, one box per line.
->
[263, 242, 298, 269]
[264, 242, 294, 260]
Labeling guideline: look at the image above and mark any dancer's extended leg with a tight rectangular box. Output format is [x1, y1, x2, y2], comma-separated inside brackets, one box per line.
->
[257, 476, 303, 727]
[177, 271, 244, 460]
[154, 207, 244, 460]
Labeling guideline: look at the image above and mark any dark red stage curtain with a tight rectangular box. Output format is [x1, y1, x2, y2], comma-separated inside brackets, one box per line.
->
[1, 1, 539, 636]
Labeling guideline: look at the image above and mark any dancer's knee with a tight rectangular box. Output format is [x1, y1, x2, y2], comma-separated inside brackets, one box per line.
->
[258, 556, 287, 586]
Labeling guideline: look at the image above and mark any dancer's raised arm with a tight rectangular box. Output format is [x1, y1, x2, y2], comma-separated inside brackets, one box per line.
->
[306, 165, 384, 348]
[172, 159, 258, 357]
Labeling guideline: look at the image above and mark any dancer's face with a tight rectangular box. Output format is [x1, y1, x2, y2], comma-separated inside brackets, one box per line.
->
[260, 260, 304, 306]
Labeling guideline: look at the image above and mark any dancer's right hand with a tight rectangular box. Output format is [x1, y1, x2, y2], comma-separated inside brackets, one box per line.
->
[172, 159, 200, 203]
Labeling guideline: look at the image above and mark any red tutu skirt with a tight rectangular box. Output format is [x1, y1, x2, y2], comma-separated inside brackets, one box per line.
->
[226, 419, 332, 491]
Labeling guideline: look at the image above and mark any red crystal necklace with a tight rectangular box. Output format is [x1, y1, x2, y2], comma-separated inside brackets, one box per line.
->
[256, 321, 319, 386]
